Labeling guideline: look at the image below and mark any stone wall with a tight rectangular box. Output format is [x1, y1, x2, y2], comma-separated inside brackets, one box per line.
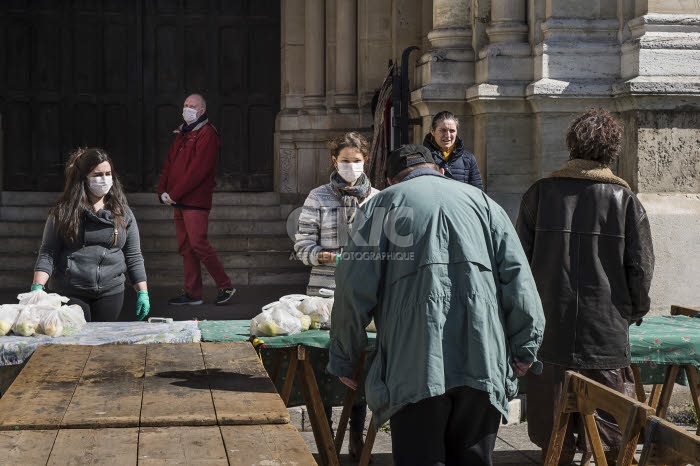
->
[276, 0, 700, 312]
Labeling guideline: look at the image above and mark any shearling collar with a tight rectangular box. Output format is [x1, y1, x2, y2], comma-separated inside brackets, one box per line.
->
[548, 158, 630, 190]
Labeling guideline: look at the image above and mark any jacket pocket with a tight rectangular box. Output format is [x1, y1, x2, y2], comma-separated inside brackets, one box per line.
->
[364, 348, 390, 411]
[65, 253, 96, 291]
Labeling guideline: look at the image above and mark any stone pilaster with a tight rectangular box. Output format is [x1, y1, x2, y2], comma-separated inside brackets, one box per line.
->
[527, 0, 621, 189]
[334, 0, 358, 110]
[615, 2, 700, 312]
[468, 0, 534, 198]
[303, 0, 326, 112]
[280, 0, 306, 111]
[412, 0, 474, 144]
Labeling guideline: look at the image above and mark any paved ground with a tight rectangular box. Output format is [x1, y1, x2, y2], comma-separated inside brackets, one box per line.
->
[298, 422, 543, 465]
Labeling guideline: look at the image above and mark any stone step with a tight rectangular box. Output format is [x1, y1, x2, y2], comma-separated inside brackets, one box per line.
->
[0, 251, 306, 272]
[0, 191, 282, 207]
[0, 235, 294, 254]
[0, 219, 290, 237]
[0, 267, 310, 288]
[143, 252, 304, 270]
[0, 204, 288, 221]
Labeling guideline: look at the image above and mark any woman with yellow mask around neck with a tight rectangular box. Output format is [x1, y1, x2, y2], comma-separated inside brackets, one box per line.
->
[423, 111, 484, 190]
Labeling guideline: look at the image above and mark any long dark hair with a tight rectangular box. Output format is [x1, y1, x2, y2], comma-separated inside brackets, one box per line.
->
[49, 147, 129, 243]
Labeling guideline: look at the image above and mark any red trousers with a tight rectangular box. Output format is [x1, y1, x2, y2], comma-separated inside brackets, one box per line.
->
[174, 208, 231, 298]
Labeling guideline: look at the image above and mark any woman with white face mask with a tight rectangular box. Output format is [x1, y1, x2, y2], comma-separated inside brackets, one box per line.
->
[294, 131, 378, 459]
[31, 148, 150, 323]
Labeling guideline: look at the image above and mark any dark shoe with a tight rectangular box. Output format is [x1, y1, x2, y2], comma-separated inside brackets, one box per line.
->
[349, 431, 370, 462]
[216, 287, 236, 305]
[168, 293, 203, 306]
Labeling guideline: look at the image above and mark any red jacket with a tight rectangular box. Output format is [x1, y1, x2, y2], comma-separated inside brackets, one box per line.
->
[157, 120, 220, 210]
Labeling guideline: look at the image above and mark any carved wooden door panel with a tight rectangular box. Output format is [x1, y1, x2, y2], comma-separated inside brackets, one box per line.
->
[0, 0, 279, 192]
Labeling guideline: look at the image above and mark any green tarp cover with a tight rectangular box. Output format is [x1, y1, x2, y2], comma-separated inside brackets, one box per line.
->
[198, 319, 376, 348]
[631, 315, 700, 385]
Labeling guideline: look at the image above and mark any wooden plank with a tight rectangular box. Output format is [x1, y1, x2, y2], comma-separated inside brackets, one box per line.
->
[201, 342, 289, 425]
[0, 345, 91, 430]
[639, 416, 700, 465]
[359, 417, 376, 466]
[47, 428, 138, 466]
[298, 349, 339, 466]
[0, 430, 57, 464]
[335, 352, 366, 457]
[655, 365, 679, 418]
[61, 345, 146, 428]
[220, 424, 317, 465]
[141, 343, 216, 427]
[138, 426, 228, 465]
[684, 365, 700, 436]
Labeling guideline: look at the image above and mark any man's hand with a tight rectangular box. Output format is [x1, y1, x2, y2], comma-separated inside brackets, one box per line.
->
[160, 192, 175, 206]
[511, 357, 533, 377]
[339, 376, 358, 391]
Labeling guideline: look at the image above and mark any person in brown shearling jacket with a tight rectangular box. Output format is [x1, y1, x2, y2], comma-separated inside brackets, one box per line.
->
[516, 108, 654, 465]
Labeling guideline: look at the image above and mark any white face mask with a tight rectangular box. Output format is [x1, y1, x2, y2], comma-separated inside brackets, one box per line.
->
[337, 162, 364, 183]
[88, 176, 113, 198]
[182, 107, 199, 124]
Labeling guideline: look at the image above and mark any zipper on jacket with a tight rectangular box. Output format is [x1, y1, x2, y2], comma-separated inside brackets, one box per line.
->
[96, 247, 107, 292]
[113, 228, 118, 246]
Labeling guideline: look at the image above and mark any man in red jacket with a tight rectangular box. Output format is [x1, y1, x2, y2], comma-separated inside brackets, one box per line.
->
[157, 93, 235, 305]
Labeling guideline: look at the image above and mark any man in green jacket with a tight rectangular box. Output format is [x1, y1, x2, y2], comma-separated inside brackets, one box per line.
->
[328, 144, 545, 466]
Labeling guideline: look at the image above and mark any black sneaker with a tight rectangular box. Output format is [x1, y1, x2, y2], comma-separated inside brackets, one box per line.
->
[168, 293, 203, 306]
[216, 288, 236, 305]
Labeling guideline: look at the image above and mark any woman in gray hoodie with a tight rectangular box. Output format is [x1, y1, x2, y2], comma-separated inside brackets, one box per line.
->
[31, 148, 150, 322]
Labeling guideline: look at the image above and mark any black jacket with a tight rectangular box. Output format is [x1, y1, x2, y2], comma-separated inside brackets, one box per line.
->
[35, 208, 147, 298]
[423, 134, 483, 190]
[516, 162, 654, 369]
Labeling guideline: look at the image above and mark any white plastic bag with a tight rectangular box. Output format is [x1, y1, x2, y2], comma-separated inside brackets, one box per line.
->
[0, 304, 21, 336]
[250, 306, 304, 337]
[57, 305, 87, 336]
[16, 289, 69, 308]
[39, 308, 64, 337]
[12, 306, 44, 336]
[299, 296, 334, 329]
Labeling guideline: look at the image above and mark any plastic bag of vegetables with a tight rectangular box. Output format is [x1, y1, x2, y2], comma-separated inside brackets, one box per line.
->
[12, 306, 44, 337]
[57, 304, 87, 336]
[250, 303, 305, 337]
[16, 289, 69, 308]
[39, 307, 64, 337]
[298, 296, 334, 329]
[0, 304, 21, 336]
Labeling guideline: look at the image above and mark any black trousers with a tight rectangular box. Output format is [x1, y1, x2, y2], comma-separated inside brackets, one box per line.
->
[68, 292, 124, 322]
[390, 385, 502, 466]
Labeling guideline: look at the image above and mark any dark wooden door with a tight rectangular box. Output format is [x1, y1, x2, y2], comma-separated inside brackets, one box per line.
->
[0, 0, 279, 192]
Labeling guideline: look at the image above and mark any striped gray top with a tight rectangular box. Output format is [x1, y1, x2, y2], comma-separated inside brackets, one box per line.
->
[294, 183, 378, 296]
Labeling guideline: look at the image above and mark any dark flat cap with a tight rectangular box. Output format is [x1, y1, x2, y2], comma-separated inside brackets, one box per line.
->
[386, 144, 436, 180]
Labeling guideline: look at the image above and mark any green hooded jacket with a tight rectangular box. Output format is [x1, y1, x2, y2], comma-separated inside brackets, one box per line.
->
[327, 170, 545, 428]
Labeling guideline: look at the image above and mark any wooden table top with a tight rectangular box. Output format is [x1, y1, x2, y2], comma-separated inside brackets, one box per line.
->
[0, 342, 290, 430]
[0, 424, 316, 465]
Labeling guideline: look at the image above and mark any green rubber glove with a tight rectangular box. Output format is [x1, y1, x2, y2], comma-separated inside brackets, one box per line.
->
[30, 283, 44, 292]
[136, 290, 150, 321]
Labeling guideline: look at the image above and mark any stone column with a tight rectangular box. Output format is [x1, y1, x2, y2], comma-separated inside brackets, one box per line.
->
[468, 0, 534, 200]
[412, 0, 475, 154]
[334, 0, 357, 110]
[615, 0, 700, 313]
[303, 0, 326, 112]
